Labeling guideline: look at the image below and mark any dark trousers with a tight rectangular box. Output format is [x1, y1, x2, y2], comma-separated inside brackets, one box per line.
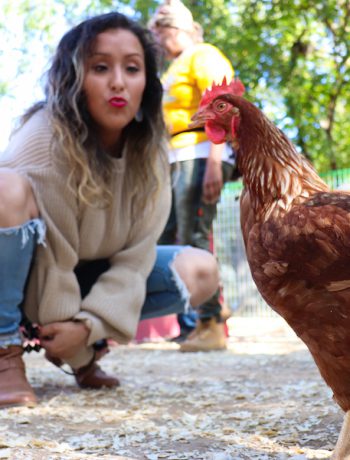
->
[159, 158, 233, 322]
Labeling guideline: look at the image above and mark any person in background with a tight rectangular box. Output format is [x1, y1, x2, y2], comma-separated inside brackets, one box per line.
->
[0, 11, 220, 408]
[149, 0, 234, 352]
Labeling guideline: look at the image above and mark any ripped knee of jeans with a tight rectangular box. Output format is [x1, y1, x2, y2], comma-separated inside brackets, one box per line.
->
[169, 247, 191, 314]
[0, 218, 46, 248]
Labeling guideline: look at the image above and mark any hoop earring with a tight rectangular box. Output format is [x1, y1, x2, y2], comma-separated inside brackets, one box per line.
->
[135, 108, 143, 122]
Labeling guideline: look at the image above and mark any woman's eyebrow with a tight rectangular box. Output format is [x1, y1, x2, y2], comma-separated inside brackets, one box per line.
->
[90, 51, 143, 58]
[89, 52, 110, 57]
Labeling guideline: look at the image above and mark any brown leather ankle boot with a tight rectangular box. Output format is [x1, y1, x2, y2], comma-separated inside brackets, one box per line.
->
[74, 361, 120, 389]
[0, 345, 37, 408]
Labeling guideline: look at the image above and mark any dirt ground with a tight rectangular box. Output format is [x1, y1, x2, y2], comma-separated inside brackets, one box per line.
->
[0, 317, 343, 460]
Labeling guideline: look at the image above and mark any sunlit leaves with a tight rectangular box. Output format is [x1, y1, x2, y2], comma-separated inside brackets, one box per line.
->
[184, 0, 350, 171]
[0, 0, 349, 171]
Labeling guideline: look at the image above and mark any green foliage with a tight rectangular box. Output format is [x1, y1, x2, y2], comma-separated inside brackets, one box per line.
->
[189, 0, 350, 172]
[1, 0, 349, 171]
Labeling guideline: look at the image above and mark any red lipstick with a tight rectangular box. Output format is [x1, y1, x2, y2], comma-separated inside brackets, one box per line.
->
[109, 97, 127, 108]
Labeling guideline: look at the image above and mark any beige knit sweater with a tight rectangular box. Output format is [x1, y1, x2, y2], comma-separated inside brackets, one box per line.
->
[1, 109, 171, 367]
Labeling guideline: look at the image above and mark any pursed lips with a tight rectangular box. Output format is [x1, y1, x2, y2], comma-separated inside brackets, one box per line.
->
[109, 97, 127, 108]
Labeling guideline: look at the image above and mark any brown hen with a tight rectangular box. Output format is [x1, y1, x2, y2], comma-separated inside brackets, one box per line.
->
[191, 79, 350, 459]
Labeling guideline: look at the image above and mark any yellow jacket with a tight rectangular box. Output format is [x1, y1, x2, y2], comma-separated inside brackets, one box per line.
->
[162, 43, 234, 150]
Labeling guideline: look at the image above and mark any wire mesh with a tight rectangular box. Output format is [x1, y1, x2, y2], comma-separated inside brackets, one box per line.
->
[213, 168, 350, 317]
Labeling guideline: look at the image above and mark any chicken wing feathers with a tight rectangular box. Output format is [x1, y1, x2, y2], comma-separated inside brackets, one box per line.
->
[257, 193, 350, 282]
[244, 192, 350, 410]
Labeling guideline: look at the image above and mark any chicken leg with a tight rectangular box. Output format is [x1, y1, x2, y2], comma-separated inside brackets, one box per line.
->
[332, 411, 350, 460]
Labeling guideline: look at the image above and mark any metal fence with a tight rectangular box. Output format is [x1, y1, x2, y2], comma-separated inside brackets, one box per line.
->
[213, 167, 350, 317]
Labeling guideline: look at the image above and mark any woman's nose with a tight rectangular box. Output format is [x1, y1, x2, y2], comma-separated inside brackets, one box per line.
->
[110, 68, 124, 90]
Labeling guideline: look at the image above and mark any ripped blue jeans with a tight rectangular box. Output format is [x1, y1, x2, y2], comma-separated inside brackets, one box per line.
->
[0, 217, 190, 346]
[74, 246, 191, 319]
[0, 219, 46, 347]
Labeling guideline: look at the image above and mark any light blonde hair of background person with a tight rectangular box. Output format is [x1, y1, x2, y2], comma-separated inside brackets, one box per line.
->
[148, 0, 203, 44]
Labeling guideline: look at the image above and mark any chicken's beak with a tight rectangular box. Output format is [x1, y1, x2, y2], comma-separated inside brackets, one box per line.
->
[189, 109, 213, 129]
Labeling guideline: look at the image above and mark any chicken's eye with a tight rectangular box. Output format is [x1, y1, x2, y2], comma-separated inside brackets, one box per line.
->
[215, 101, 227, 112]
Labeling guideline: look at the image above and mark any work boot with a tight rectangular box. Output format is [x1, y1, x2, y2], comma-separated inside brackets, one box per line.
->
[179, 317, 227, 352]
[75, 361, 120, 389]
[220, 302, 232, 322]
[0, 345, 37, 408]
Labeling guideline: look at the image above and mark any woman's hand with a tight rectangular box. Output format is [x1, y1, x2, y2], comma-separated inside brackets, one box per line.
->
[39, 321, 90, 360]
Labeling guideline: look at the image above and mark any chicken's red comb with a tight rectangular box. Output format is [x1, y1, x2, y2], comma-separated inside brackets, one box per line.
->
[200, 77, 245, 107]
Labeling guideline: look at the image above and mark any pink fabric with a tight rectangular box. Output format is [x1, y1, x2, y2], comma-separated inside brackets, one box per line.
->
[135, 314, 180, 342]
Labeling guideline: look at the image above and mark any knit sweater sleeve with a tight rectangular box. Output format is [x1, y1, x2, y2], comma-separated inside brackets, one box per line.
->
[75, 168, 172, 347]
[0, 110, 82, 325]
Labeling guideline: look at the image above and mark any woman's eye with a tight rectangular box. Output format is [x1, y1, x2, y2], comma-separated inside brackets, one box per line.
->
[126, 65, 140, 73]
[93, 64, 108, 72]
